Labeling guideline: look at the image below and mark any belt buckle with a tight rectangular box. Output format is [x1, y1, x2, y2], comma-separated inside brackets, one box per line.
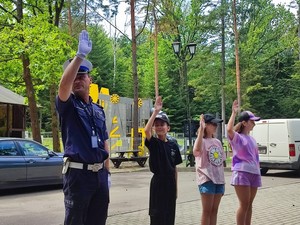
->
[91, 163, 101, 172]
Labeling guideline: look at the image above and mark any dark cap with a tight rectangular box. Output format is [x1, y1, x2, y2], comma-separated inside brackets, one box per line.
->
[154, 112, 170, 125]
[63, 58, 93, 74]
[204, 114, 223, 124]
[238, 111, 260, 122]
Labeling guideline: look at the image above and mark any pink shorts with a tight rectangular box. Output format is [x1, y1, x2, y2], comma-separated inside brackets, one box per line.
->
[231, 171, 262, 187]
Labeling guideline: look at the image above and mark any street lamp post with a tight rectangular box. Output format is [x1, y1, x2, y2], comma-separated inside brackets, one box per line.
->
[172, 41, 197, 167]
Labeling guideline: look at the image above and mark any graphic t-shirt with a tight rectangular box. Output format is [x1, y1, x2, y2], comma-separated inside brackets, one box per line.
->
[194, 138, 225, 185]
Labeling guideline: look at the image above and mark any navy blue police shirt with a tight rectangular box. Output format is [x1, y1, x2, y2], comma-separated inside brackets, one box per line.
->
[56, 94, 109, 164]
[145, 136, 182, 176]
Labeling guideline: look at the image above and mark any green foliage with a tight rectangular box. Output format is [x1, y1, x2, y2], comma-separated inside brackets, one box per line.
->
[1, 0, 300, 134]
[113, 36, 134, 97]
[234, 0, 299, 118]
[0, 14, 74, 97]
[88, 25, 114, 90]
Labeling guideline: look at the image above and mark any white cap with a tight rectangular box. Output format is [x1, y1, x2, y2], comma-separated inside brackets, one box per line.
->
[62, 58, 93, 74]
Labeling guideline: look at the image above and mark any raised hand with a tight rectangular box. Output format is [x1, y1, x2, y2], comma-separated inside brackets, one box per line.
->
[154, 96, 163, 113]
[232, 100, 239, 114]
[199, 114, 205, 130]
[76, 30, 92, 59]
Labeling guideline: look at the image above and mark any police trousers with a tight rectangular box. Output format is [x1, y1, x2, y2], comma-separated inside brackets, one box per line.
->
[63, 167, 109, 225]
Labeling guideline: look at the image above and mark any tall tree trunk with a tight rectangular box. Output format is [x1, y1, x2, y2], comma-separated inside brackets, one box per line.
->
[298, 0, 300, 60]
[130, 0, 139, 150]
[221, 0, 226, 137]
[84, 0, 87, 29]
[49, 77, 61, 151]
[16, 0, 41, 143]
[67, 0, 72, 34]
[233, 0, 241, 111]
[50, 84, 61, 152]
[50, 0, 64, 151]
[22, 55, 42, 143]
[153, 1, 159, 98]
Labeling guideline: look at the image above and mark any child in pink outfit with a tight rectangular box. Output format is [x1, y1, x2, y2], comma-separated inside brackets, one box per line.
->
[193, 114, 225, 225]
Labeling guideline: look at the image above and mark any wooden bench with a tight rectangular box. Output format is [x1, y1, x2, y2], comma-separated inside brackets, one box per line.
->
[110, 150, 148, 168]
[116, 150, 140, 158]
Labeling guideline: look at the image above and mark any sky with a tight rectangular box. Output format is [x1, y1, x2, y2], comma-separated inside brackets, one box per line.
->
[101, 0, 297, 38]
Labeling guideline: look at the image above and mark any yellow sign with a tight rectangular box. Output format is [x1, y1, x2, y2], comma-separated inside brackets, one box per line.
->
[111, 94, 120, 104]
[98, 87, 110, 108]
[112, 116, 118, 124]
[110, 139, 122, 150]
[100, 87, 110, 95]
[110, 126, 121, 138]
[130, 128, 146, 156]
[138, 98, 143, 108]
[89, 84, 99, 103]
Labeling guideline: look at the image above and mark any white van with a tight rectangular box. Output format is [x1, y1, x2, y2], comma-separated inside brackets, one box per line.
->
[250, 119, 300, 175]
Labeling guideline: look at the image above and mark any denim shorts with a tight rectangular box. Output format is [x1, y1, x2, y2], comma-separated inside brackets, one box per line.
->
[198, 181, 225, 194]
[231, 170, 262, 187]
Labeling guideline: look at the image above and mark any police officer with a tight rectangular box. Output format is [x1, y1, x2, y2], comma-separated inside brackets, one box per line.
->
[56, 30, 110, 225]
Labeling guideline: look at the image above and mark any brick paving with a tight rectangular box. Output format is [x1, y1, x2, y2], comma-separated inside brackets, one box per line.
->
[108, 162, 300, 225]
[107, 182, 300, 225]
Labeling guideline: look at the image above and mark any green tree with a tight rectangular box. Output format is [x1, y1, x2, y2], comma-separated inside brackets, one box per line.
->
[232, 0, 298, 118]
[0, 0, 73, 146]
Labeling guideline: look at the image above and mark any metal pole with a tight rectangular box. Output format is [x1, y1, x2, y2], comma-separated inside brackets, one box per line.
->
[184, 59, 194, 167]
[172, 41, 196, 167]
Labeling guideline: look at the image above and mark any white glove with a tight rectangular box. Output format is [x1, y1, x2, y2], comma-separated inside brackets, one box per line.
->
[108, 173, 111, 189]
[76, 30, 92, 59]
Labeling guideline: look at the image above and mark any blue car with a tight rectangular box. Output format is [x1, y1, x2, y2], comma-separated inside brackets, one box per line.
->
[0, 138, 63, 190]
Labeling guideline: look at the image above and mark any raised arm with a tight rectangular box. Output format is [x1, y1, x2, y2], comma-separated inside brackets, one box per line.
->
[227, 100, 238, 140]
[58, 30, 92, 101]
[58, 57, 83, 101]
[144, 96, 163, 141]
[193, 114, 205, 155]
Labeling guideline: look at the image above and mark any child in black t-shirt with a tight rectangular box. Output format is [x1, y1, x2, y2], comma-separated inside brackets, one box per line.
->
[144, 96, 182, 225]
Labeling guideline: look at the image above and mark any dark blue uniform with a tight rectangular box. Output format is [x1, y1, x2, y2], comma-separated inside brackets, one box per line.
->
[145, 136, 182, 225]
[56, 94, 109, 225]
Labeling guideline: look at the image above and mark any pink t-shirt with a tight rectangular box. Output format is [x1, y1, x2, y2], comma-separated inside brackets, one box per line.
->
[228, 132, 260, 175]
[194, 138, 226, 185]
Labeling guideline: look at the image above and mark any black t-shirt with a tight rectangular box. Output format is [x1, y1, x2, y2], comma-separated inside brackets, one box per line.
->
[145, 136, 182, 176]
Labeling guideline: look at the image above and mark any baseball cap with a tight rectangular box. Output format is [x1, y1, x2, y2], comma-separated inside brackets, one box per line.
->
[154, 112, 170, 125]
[238, 111, 260, 122]
[63, 58, 93, 74]
[204, 114, 223, 124]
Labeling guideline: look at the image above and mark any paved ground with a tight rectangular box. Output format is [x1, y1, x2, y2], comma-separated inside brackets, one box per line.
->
[107, 182, 300, 225]
[0, 161, 299, 225]
[108, 162, 300, 225]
